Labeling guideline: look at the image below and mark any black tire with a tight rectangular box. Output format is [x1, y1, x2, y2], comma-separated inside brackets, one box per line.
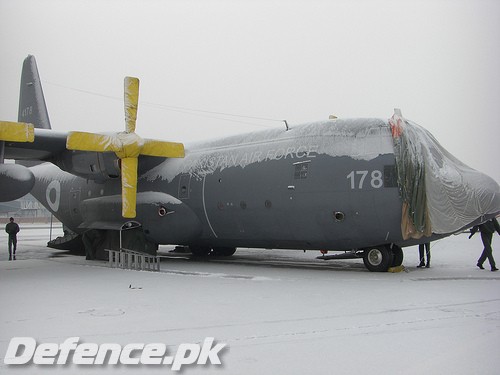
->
[363, 246, 394, 272]
[391, 245, 404, 267]
[212, 247, 237, 257]
[189, 246, 212, 257]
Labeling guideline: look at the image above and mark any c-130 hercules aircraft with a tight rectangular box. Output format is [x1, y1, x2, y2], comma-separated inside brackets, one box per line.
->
[1, 55, 499, 271]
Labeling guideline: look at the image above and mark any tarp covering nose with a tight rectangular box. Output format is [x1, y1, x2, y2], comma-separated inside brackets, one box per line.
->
[390, 111, 500, 239]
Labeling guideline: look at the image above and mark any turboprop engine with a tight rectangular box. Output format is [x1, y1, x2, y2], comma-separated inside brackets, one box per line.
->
[0, 163, 35, 201]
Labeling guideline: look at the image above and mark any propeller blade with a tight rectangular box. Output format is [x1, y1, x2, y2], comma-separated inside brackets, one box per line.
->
[62, 75, 185, 219]
[121, 157, 138, 218]
[0, 121, 34, 143]
[66, 131, 118, 152]
[142, 139, 185, 158]
[124, 77, 139, 134]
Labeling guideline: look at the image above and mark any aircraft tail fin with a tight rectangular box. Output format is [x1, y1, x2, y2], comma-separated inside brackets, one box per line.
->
[18, 55, 52, 130]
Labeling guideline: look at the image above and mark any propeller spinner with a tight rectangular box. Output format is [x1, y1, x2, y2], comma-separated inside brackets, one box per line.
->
[66, 77, 185, 218]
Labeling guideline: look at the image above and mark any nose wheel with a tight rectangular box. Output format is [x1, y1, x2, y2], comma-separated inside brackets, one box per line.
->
[391, 245, 403, 267]
[363, 245, 397, 272]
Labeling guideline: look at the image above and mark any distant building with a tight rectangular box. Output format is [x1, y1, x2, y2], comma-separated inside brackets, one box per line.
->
[0, 194, 54, 222]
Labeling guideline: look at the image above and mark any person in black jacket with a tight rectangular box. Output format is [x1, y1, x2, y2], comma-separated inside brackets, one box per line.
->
[5, 217, 20, 260]
[469, 218, 500, 271]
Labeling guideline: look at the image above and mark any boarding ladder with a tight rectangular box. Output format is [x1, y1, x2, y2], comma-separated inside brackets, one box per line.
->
[105, 248, 161, 272]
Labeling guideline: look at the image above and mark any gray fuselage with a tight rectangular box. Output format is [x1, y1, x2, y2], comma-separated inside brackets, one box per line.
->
[29, 118, 407, 252]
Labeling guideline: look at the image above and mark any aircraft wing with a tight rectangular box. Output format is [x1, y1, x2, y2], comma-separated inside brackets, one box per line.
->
[4, 128, 68, 161]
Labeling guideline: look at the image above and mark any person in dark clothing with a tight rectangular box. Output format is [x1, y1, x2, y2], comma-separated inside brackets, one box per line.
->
[5, 217, 20, 260]
[417, 242, 431, 268]
[469, 218, 500, 271]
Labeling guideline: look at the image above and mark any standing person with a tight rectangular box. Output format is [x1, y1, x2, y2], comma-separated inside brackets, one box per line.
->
[417, 242, 431, 268]
[5, 217, 20, 261]
[469, 218, 500, 272]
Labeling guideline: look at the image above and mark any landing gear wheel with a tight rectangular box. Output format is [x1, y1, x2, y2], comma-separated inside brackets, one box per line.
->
[189, 246, 212, 257]
[391, 245, 404, 267]
[363, 246, 394, 272]
[212, 247, 236, 257]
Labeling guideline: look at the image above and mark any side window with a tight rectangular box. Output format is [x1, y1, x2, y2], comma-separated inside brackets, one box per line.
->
[294, 161, 310, 180]
[384, 165, 398, 188]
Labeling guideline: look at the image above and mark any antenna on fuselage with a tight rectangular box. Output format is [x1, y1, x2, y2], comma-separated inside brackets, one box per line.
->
[283, 120, 289, 131]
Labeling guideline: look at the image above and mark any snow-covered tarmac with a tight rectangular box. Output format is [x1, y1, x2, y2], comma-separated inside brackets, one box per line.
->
[1, 224, 499, 374]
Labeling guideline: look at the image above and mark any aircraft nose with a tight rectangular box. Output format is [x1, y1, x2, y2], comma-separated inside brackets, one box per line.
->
[390, 115, 500, 237]
[396, 118, 500, 234]
[463, 169, 500, 218]
[425, 148, 500, 233]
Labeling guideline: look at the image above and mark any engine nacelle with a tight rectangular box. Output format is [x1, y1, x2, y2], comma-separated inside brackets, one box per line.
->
[80, 192, 203, 244]
[0, 163, 35, 201]
[55, 151, 121, 182]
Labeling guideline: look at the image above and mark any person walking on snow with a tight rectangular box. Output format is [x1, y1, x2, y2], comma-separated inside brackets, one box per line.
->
[469, 218, 500, 272]
[5, 217, 20, 261]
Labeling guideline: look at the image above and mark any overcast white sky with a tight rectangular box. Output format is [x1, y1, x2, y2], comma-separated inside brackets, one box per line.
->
[1, 0, 499, 182]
